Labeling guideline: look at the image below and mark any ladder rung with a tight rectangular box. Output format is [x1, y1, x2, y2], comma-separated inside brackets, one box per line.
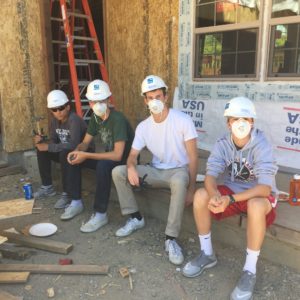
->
[71, 99, 89, 103]
[60, 26, 83, 32]
[60, 44, 87, 49]
[75, 59, 103, 64]
[51, 17, 63, 22]
[67, 12, 90, 19]
[53, 62, 69, 66]
[72, 36, 96, 42]
[52, 40, 66, 44]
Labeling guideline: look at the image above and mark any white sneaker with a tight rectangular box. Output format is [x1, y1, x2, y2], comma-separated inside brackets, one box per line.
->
[80, 214, 108, 233]
[115, 217, 145, 237]
[54, 192, 70, 209]
[34, 186, 56, 199]
[165, 239, 184, 265]
[60, 204, 83, 220]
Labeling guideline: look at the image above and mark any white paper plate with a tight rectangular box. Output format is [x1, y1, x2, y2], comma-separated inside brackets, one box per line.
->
[29, 223, 58, 237]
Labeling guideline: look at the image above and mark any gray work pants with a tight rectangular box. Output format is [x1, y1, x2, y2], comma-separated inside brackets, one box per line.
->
[112, 164, 189, 237]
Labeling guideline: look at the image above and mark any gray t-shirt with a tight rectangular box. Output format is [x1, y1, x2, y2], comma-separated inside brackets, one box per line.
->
[48, 112, 87, 152]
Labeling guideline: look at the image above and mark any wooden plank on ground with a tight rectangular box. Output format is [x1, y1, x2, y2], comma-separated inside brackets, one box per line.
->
[0, 231, 73, 254]
[0, 272, 30, 283]
[0, 199, 34, 220]
[0, 245, 33, 260]
[0, 165, 23, 177]
[0, 236, 7, 245]
[0, 264, 109, 275]
[0, 289, 23, 300]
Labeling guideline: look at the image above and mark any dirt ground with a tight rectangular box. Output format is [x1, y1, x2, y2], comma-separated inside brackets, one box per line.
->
[1, 173, 300, 300]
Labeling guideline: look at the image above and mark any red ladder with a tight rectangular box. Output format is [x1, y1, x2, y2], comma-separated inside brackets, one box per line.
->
[50, 0, 113, 119]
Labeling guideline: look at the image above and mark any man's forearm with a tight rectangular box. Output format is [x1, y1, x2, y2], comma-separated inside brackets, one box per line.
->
[76, 142, 89, 152]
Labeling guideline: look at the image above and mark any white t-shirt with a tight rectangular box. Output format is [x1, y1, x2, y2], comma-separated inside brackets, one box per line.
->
[132, 109, 198, 169]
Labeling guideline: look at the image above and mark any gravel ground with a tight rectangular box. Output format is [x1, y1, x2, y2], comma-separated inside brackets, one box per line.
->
[0, 173, 300, 300]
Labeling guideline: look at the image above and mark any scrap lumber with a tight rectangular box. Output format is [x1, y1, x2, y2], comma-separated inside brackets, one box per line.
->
[0, 272, 30, 283]
[0, 199, 34, 220]
[0, 165, 23, 177]
[0, 245, 33, 261]
[0, 289, 23, 300]
[0, 264, 109, 275]
[0, 236, 7, 245]
[0, 231, 73, 254]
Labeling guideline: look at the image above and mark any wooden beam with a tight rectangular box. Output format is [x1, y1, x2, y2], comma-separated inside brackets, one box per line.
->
[0, 264, 109, 275]
[0, 272, 30, 283]
[0, 231, 73, 254]
[0, 245, 33, 261]
[0, 289, 23, 300]
[0, 165, 23, 177]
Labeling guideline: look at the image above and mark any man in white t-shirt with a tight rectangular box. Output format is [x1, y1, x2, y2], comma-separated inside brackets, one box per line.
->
[112, 75, 198, 265]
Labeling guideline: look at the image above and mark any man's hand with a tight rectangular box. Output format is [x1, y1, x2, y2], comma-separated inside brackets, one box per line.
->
[35, 143, 48, 151]
[185, 188, 195, 207]
[127, 166, 139, 186]
[67, 151, 87, 165]
[34, 135, 42, 144]
[208, 195, 230, 214]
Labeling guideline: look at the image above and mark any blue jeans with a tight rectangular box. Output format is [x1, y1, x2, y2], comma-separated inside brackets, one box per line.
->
[68, 159, 122, 213]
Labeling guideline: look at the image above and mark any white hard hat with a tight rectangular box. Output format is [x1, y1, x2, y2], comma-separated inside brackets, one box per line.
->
[47, 90, 69, 108]
[141, 75, 168, 96]
[224, 97, 257, 119]
[86, 79, 112, 101]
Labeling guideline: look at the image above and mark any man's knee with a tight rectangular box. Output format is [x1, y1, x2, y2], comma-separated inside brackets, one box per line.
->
[112, 165, 127, 181]
[247, 198, 271, 216]
[170, 174, 189, 190]
[193, 188, 209, 209]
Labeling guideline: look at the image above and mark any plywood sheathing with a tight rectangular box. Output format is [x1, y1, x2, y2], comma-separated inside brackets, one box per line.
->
[105, 0, 178, 128]
[0, 0, 51, 153]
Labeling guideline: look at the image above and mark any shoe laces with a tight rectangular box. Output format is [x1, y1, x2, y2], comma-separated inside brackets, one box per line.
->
[125, 218, 137, 230]
[168, 240, 182, 256]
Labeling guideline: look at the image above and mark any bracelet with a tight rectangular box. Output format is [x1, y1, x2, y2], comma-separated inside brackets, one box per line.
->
[228, 194, 236, 204]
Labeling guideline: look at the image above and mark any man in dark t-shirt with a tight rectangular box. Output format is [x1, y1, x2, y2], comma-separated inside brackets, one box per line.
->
[61, 79, 134, 233]
[33, 90, 87, 209]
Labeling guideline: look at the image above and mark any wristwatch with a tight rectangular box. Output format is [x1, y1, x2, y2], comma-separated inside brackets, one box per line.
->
[228, 194, 236, 204]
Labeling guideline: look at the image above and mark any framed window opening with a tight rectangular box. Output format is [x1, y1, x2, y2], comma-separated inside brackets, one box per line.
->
[193, 0, 261, 80]
[268, 0, 300, 79]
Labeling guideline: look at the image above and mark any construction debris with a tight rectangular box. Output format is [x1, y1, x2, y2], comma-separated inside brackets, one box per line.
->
[0, 272, 30, 284]
[47, 287, 55, 298]
[119, 267, 129, 278]
[1, 230, 73, 254]
[0, 264, 109, 275]
[0, 198, 34, 220]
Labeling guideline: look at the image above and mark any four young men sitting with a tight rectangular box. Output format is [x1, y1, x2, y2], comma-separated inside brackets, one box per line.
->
[34, 77, 278, 300]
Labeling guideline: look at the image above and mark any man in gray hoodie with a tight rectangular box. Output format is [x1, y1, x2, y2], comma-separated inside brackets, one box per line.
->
[182, 97, 278, 300]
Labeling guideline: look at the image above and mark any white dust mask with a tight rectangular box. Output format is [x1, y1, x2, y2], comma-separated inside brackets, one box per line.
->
[92, 102, 107, 117]
[148, 99, 164, 114]
[231, 118, 252, 139]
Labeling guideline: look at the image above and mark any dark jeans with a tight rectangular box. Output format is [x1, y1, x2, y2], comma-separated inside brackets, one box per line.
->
[36, 149, 71, 192]
[68, 159, 122, 213]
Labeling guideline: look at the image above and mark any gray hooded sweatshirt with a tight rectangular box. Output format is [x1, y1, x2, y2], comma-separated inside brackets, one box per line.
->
[206, 128, 278, 195]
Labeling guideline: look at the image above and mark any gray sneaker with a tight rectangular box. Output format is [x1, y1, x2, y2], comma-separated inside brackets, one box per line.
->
[60, 204, 84, 220]
[34, 186, 56, 199]
[115, 217, 145, 237]
[230, 271, 256, 300]
[80, 214, 108, 233]
[165, 239, 184, 265]
[182, 251, 217, 278]
[54, 192, 70, 209]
